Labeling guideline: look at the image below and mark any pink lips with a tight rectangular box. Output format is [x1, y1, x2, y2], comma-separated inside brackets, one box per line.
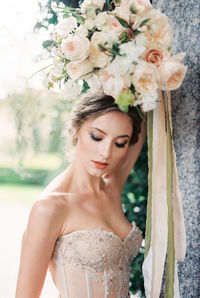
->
[92, 160, 108, 169]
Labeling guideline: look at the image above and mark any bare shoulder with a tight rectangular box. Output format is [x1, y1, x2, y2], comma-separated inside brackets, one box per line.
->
[26, 193, 69, 240]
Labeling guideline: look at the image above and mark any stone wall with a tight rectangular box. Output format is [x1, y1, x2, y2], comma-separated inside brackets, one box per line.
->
[153, 0, 200, 297]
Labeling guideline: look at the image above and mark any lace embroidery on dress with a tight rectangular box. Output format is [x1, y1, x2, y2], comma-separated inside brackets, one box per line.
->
[51, 222, 142, 298]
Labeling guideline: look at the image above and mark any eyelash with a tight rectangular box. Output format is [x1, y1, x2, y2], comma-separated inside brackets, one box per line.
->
[90, 133, 128, 148]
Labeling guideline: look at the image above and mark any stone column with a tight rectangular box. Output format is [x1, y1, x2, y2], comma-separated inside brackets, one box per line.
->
[153, 0, 200, 297]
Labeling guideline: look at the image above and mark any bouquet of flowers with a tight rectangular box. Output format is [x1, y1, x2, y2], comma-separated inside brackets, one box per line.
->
[43, 0, 187, 112]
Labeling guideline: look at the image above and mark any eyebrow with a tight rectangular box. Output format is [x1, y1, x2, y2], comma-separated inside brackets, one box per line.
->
[90, 127, 130, 138]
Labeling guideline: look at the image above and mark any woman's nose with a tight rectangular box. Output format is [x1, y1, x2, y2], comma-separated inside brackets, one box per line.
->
[99, 141, 112, 159]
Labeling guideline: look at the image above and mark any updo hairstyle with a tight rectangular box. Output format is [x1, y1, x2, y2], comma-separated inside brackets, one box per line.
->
[68, 94, 143, 147]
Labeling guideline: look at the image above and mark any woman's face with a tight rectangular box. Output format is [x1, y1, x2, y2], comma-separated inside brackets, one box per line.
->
[75, 110, 133, 177]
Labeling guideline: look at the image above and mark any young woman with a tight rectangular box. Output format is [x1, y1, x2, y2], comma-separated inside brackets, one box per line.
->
[15, 94, 147, 298]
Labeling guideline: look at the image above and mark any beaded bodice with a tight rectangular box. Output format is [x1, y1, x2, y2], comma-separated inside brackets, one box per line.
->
[50, 221, 142, 298]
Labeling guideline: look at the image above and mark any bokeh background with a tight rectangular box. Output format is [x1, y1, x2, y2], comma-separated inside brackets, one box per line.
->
[0, 1, 148, 297]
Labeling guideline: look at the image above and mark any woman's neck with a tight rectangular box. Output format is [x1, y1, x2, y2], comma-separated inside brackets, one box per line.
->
[67, 158, 105, 197]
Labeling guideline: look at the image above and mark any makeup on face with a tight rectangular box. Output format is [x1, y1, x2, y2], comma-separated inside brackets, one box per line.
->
[76, 111, 133, 174]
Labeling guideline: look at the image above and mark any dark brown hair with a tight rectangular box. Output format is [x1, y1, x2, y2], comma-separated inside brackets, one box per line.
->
[68, 94, 143, 146]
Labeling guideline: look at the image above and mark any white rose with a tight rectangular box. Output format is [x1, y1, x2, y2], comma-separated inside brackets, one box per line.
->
[66, 59, 94, 80]
[99, 69, 127, 98]
[76, 24, 88, 38]
[89, 31, 115, 67]
[119, 42, 145, 63]
[143, 9, 173, 49]
[57, 16, 77, 37]
[51, 64, 65, 78]
[132, 62, 159, 93]
[103, 15, 126, 36]
[93, 0, 105, 10]
[62, 79, 82, 100]
[158, 55, 187, 90]
[134, 91, 158, 112]
[61, 35, 90, 62]
[81, 0, 92, 13]
[84, 19, 95, 30]
[94, 12, 108, 30]
[130, 0, 152, 14]
[82, 74, 104, 98]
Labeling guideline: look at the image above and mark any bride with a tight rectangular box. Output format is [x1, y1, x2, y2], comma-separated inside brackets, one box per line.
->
[15, 94, 146, 298]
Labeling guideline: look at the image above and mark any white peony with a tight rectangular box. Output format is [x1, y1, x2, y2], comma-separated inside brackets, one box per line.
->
[134, 91, 158, 112]
[51, 64, 65, 78]
[132, 62, 159, 93]
[84, 19, 95, 30]
[94, 12, 108, 30]
[93, 0, 105, 10]
[76, 24, 88, 38]
[99, 69, 127, 98]
[57, 17, 77, 37]
[119, 42, 146, 64]
[61, 35, 90, 62]
[62, 79, 82, 100]
[81, 74, 104, 98]
[89, 31, 118, 68]
[66, 59, 94, 80]
[103, 15, 126, 36]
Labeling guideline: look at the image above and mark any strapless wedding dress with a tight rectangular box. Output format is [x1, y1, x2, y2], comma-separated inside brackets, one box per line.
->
[49, 221, 142, 298]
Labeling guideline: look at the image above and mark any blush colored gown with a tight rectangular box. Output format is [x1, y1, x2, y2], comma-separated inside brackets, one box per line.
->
[49, 221, 143, 298]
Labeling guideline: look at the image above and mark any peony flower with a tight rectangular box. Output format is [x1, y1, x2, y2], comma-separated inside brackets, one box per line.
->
[94, 12, 108, 30]
[158, 55, 187, 90]
[134, 91, 158, 111]
[143, 9, 173, 49]
[57, 17, 77, 37]
[132, 62, 159, 93]
[81, 74, 104, 98]
[76, 24, 88, 38]
[66, 59, 94, 80]
[130, 0, 152, 14]
[61, 35, 90, 62]
[116, 0, 152, 23]
[62, 79, 82, 100]
[84, 19, 95, 30]
[89, 31, 117, 67]
[81, 0, 105, 11]
[144, 46, 170, 67]
[119, 42, 146, 63]
[93, 0, 106, 10]
[103, 15, 126, 36]
[51, 63, 65, 78]
[99, 69, 129, 98]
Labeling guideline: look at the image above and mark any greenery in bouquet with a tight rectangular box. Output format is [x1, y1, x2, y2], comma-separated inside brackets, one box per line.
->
[43, 0, 187, 113]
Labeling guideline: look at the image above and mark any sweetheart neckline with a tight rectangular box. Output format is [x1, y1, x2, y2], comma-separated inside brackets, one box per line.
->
[58, 221, 138, 242]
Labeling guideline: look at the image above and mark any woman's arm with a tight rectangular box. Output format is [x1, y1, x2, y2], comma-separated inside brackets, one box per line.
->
[118, 119, 147, 186]
[15, 198, 64, 298]
[104, 118, 147, 190]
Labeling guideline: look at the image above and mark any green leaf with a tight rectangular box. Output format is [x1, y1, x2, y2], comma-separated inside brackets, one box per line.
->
[95, 8, 101, 14]
[71, 12, 84, 24]
[119, 31, 129, 43]
[133, 29, 141, 36]
[115, 90, 135, 113]
[139, 18, 150, 27]
[42, 40, 54, 50]
[115, 16, 130, 28]
[81, 80, 90, 94]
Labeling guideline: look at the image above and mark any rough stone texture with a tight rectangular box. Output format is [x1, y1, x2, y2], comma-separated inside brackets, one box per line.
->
[153, 0, 200, 297]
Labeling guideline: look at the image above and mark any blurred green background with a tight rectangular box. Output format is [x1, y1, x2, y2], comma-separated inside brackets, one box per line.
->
[0, 1, 148, 296]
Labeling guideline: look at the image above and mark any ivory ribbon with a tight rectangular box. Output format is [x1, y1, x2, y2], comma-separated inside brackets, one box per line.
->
[142, 91, 186, 298]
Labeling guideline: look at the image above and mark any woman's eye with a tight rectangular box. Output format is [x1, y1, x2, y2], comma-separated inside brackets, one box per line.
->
[115, 142, 128, 148]
[90, 133, 102, 142]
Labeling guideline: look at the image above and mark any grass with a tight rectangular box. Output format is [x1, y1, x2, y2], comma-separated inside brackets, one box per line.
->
[0, 183, 43, 205]
[0, 153, 62, 170]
